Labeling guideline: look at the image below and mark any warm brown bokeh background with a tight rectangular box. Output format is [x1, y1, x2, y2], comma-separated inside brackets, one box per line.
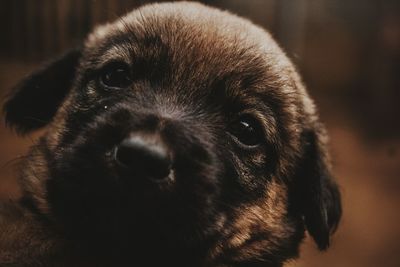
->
[1, 1, 399, 266]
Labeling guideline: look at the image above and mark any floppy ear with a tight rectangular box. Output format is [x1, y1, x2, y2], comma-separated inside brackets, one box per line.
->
[3, 48, 81, 135]
[293, 126, 342, 250]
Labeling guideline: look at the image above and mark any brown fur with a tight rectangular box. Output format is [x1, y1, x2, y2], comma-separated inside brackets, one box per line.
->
[1, 2, 341, 266]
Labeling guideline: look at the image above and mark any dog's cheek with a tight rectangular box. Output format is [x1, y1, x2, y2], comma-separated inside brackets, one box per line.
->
[208, 180, 302, 264]
[44, 93, 78, 150]
[19, 140, 53, 216]
[227, 150, 274, 201]
[44, 88, 102, 151]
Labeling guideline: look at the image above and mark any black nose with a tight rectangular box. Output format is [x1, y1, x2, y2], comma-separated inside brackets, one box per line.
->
[114, 135, 172, 181]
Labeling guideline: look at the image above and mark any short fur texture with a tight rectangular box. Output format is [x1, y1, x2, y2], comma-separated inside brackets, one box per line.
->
[1, 2, 341, 267]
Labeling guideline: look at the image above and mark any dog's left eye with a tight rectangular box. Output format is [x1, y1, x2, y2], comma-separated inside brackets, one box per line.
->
[228, 115, 264, 147]
[100, 62, 132, 89]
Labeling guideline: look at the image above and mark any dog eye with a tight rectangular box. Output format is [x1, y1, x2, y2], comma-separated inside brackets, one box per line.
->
[100, 62, 132, 89]
[229, 115, 264, 147]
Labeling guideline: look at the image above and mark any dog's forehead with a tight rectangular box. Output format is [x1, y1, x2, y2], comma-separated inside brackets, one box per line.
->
[83, 2, 293, 86]
[85, 2, 274, 53]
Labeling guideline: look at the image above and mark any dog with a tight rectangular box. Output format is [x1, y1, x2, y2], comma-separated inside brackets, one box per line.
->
[0, 2, 341, 266]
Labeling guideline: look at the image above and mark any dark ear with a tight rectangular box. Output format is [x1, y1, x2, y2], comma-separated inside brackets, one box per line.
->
[293, 127, 342, 250]
[3, 48, 81, 134]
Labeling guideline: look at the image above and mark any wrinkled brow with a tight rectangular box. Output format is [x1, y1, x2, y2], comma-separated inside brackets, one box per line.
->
[84, 43, 133, 71]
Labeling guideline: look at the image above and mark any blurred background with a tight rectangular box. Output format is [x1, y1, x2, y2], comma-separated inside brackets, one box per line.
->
[0, 0, 399, 266]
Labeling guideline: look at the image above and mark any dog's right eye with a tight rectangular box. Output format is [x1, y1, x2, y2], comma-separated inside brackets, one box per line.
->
[228, 114, 264, 148]
[99, 62, 132, 89]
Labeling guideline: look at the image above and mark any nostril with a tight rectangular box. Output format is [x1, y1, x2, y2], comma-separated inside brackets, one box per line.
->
[114, 143, 136, 168]
[114, 135, 172, 181]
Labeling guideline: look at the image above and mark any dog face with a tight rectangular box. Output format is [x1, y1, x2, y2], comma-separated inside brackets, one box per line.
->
[3, 2, 341, 266]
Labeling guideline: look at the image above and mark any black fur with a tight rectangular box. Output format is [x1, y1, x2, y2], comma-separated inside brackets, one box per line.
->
[291, 130, 342, 250]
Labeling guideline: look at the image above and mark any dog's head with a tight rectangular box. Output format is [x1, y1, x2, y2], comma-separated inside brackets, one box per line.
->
[3, 2, 341, 266]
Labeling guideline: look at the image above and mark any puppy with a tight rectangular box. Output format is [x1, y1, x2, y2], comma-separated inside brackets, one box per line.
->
[0, 2, 341, 267]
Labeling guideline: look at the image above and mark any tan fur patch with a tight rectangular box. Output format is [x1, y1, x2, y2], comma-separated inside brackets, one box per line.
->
[208, 179, 296, 262]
